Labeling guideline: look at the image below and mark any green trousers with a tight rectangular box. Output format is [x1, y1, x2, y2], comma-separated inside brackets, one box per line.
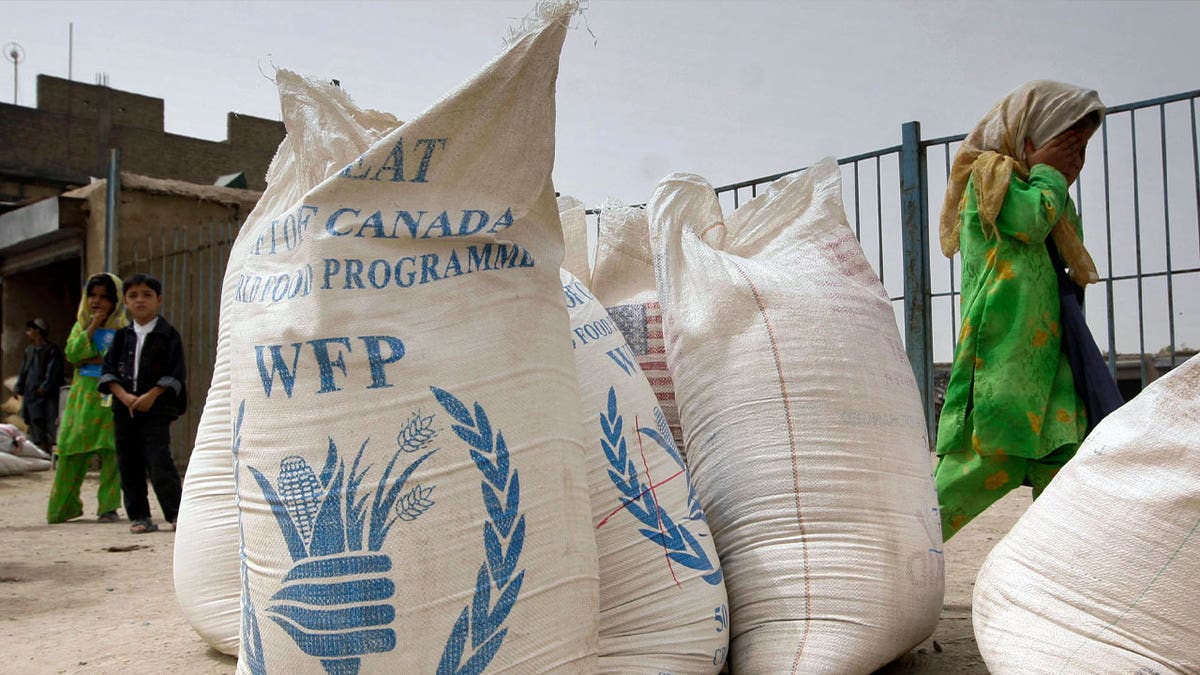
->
[47, 451, 121, 523]
[935, 443, 1076, 542]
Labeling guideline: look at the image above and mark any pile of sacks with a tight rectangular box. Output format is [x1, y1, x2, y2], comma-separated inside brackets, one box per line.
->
[2, 376, 30, 433]
[174, 2, 943, 672]
[0, 423, 52, 476]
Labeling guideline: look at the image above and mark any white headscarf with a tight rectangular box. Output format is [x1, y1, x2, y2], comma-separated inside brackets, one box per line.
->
[939, 80, 1105, 285]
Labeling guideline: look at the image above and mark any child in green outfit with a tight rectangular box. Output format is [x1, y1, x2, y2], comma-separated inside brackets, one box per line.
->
[48, 273, 126, 523]
[934, 81, 1105, 541]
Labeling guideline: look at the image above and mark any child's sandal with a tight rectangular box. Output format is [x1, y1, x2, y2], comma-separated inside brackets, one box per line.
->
[130, 519, 158, 534]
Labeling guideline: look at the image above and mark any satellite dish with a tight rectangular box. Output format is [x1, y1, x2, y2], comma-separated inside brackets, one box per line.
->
[3, 42, 24, 64]
[4, 42, 24, 105]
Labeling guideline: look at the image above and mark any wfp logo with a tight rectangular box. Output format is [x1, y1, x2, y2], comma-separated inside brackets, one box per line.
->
[245, 410, 440, 674]
[599, 387, 722, 585]
[240, 388, 525, 675]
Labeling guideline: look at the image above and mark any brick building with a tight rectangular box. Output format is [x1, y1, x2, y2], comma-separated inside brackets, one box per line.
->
[0, 75, 282, 462]
[0, 74, 283, 211]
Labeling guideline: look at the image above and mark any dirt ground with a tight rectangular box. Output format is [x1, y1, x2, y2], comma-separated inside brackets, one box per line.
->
[0, 467, 1031, 674]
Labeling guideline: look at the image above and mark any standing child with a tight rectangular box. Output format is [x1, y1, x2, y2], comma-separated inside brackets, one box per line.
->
[50, 274, 124, 523]
[98, 274, 187, 534]
[935, 81, 1106, 540]
[16, 318, 64, 452]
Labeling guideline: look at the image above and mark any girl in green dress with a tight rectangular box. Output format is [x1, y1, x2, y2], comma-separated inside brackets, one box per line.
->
[935, 81, 1105, 541]
[48, 273, 127, 523]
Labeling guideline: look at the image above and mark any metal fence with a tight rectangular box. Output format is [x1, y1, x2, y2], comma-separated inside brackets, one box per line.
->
[710, 89, 1200, 435]
[119, 220, 238, 468]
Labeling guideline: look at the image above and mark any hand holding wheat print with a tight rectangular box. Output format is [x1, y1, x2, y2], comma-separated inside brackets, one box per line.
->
[242, 390, 526, 675]
[245, 412, 440, 675]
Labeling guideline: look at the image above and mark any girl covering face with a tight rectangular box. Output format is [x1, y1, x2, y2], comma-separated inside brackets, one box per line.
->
[933, 81, 1105, 541]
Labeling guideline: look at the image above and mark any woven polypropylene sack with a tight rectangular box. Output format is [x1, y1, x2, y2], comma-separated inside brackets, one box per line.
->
[0, 451, 49, 475]
[592, 205, 684, 455]
[648, 159, 944, 673]
[558, 195, 592, 284]
[173, 73, 403, 657]
[0, 423, 50, 460]
[226, 7, 599, 673]
[973, 356, 1200, 674]
[173, 351, 240, 655]
[561, 268, 729, 672]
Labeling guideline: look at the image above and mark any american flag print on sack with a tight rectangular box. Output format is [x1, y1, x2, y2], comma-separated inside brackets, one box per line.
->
[606, 301, 684, 456]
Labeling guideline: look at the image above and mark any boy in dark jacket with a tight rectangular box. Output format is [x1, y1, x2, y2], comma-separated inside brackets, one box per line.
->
[98, 274, 187, 534]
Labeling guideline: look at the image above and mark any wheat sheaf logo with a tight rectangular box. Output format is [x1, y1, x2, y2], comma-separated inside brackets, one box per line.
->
[600, 387, 723, 585]
[239, 387, 524, 675]
[245, 409, 440, 674]
[431, 386, 526, 675]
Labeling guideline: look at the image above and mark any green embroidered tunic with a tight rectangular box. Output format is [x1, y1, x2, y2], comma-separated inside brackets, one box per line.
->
[55, 322, 117, 456]
[936, 164, 1088, 460]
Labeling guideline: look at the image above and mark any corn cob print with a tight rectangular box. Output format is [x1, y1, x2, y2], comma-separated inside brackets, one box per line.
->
[277, 456, 323, 545]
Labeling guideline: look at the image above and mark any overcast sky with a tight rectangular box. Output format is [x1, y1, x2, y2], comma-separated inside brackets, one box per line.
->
[6, 0, 1199, 358]
[6, 0, 1197, 202]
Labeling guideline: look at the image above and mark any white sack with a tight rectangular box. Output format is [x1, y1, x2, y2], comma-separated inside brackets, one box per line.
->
[174, 357, 241, 654]
[173, 73, 403, 658]
[561, 268, 729, 672]
[558, 195, 592, 284]
[648, 159, 944, 674]
[227, 4, 598, 673]
[592, 205, 684, 455]
[0, 423, 51, 460]
[0, 452, 50, 475]
[973, 355, 1200, 674]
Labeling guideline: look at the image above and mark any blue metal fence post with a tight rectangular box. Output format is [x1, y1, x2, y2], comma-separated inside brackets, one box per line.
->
[105, 148, 121, 273]
[899, 121, 935, 439]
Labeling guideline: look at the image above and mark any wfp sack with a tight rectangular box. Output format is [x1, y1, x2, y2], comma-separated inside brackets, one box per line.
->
[973, 356, 1200, 674]
[648, 159, 944, 673]
[561, 268, 729, 672]
[592, 205, 684, 454]
[227, 6, 599, 673]
[173, 352, 241, 654]
[174, 78, 403, 657]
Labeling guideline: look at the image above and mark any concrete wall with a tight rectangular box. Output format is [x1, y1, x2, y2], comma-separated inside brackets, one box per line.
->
[0, 75, 284, 199]
[75, 185, 256, 278]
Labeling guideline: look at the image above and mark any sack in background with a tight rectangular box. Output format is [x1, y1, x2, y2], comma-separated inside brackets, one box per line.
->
[561, 268, 729, 672]
[648, 158, 944, 673]
[592, 204, 685, 456]
[0, 423, 50, 460]
[558, 195, 593, 284]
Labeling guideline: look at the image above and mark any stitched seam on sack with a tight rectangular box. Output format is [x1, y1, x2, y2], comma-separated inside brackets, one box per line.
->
[1056, 514, 1200, 673]
[729, 259, 813, 670]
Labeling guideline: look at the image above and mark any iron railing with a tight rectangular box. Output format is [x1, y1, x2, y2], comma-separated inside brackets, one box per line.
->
[588, 89, 1200, 438]
[712, 90, 1200, 436]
